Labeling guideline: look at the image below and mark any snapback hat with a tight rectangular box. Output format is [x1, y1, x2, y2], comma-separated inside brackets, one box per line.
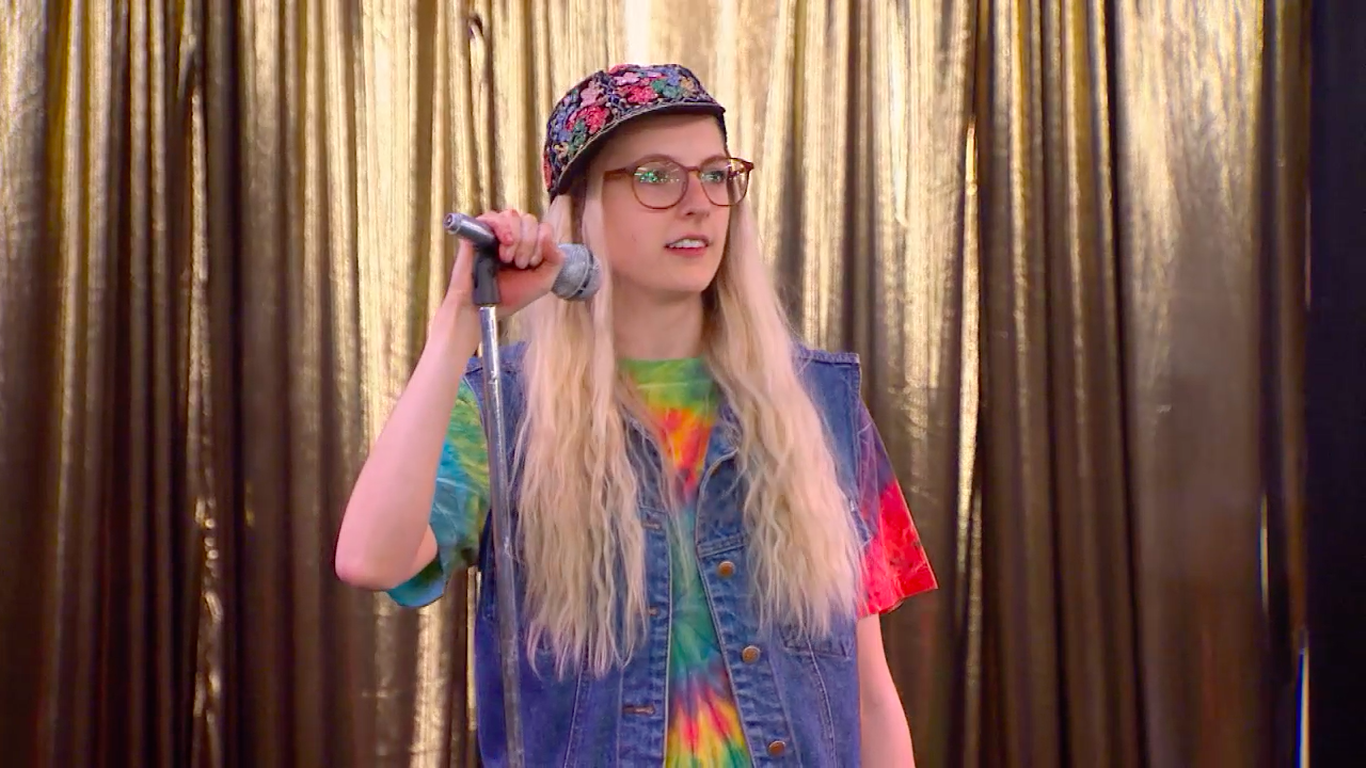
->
[541, 63, 727, 197]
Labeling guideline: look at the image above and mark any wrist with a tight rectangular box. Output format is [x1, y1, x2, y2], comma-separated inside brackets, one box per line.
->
[425, 300, 481, 366]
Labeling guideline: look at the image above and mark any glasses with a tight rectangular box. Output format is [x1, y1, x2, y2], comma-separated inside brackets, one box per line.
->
[602, 156, 754, 210]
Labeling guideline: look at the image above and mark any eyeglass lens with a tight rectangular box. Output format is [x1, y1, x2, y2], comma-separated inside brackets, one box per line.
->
[631, 158, 750, 209]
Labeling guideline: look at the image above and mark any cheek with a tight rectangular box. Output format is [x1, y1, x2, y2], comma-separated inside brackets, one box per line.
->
[605, 226, 651, 274]
[598, 190, 661, 270]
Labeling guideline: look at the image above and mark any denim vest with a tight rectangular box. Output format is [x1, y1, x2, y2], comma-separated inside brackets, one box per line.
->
[464, 342, 871, 767]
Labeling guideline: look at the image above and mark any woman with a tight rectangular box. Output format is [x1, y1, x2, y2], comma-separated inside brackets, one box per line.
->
[336, 63, 936, 767]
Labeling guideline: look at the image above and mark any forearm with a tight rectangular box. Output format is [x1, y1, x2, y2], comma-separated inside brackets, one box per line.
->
[860, 694, 916, 767]
[335, 307, 480, 588]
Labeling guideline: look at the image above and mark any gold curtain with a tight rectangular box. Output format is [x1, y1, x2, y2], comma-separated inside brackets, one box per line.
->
[0, 1, 1307, 767]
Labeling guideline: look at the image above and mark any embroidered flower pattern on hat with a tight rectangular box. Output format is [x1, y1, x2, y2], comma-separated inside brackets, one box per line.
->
[542, 63, 726, 195]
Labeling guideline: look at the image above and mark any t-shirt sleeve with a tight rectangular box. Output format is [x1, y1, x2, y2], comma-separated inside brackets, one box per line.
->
[385, 377, 492, 608]
[854, 403, 937, 616]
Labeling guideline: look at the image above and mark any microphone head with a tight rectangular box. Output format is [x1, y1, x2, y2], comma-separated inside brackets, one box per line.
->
[552, 244, 602, 301]
[443, 212, 498, 248]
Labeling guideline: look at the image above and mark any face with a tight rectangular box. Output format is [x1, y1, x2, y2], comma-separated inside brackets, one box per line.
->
[583, 114, 739, 303]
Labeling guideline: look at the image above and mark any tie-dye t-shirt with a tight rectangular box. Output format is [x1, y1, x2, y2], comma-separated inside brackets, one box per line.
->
[617, 357, 749, 765]
[386, 357, 937, 764]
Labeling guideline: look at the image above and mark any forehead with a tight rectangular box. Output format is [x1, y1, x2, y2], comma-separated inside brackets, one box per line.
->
[592, 113, 727, 167]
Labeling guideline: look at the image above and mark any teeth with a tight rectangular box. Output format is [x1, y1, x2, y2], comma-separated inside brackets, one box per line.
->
[668, 238, 706, 248]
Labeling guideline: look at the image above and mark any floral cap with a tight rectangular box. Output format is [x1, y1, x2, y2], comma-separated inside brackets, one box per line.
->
[542, 63, 727, 196]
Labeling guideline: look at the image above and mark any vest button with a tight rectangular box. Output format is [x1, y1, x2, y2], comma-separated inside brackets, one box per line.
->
[717, 560, 736, 578]
[742, 645, 761, 663]
[767, 740, 787, 756]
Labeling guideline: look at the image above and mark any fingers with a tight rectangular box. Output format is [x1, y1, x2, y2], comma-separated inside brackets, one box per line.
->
[517, 212, 539, 268]
[538, 222, 563, 266]
[476, 211, 515, 255]
[474, 209, 556, 270]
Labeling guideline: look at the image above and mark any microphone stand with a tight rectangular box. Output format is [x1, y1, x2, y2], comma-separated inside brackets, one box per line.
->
[446, 214, 525, 768]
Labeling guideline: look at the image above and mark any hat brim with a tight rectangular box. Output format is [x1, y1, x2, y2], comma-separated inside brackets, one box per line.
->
[550, 102, 727, 197]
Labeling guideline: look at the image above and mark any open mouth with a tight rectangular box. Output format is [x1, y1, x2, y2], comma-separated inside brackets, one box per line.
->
[666, 236, 710, 254]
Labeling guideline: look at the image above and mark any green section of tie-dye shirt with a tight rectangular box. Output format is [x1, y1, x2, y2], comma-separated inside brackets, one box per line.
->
[619, 358, 751, 767]
[385, 377, 490, 608]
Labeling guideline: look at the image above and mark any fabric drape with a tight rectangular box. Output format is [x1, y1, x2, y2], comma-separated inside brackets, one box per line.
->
[0, 1, 1307, 766]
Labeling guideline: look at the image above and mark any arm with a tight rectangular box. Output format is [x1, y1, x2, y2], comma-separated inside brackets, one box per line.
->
[857, 615, 916, 767]
[335, 208, 562, 593]
[334, 306, 481, 590]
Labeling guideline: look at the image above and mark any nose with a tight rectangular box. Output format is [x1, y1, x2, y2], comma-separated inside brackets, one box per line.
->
[678, 171, 714, 217]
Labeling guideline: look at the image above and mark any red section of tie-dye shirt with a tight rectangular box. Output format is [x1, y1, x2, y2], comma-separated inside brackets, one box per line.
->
[856, 405, 938, 615]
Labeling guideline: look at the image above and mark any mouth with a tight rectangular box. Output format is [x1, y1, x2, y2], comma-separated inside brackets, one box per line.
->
[665, 235, 711, 255]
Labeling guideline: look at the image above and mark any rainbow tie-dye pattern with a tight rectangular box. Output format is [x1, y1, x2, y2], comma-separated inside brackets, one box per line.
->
[618, 357, 750, 766]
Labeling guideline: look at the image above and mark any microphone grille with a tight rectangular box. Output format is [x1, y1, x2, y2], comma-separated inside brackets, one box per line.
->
[552, 244, 601, 301]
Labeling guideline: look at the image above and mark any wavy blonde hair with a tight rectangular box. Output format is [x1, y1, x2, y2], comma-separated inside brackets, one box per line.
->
[509, 185, 863, 677]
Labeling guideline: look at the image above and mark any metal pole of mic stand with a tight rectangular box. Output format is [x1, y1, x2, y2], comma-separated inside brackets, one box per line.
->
[469, 238, 526, 768]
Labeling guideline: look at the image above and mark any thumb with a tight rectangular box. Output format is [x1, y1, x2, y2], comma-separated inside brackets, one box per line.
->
[447, 237, 475, 298]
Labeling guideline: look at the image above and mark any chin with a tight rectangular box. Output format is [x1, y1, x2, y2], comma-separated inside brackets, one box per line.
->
[651, 280, 715, 302]
[669, 265, 722, 297]
[633, 273, 718, 303]
[625, 259, 719, 300]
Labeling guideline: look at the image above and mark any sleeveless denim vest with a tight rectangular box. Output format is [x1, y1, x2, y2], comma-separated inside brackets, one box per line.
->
[464, 342, 871, 766]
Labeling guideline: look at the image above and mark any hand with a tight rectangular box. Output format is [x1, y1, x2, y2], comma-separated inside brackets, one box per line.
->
[442, 208, 564, 319]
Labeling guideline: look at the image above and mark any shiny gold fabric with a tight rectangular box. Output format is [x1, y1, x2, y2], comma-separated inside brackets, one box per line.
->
[0, 1, 1308, 766]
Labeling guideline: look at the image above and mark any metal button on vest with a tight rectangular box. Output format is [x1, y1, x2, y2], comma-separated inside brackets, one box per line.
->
[717, 560, 736, 578]
[767, 740, 787, 757]
[742, 645, 761, 663]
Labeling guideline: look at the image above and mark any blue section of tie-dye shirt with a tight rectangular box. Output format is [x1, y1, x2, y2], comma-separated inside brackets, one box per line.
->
[385, 378, 490, 608]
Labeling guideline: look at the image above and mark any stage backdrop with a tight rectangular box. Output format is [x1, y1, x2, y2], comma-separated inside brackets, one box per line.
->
[0, 1, 1308, 766]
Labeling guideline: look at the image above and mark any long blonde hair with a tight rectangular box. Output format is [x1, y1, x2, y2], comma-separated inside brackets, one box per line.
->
[510, 186, 863, 677]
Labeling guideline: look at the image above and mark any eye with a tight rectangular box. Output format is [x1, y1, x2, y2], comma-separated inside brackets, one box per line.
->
[699, 160, 740, 184]
[634, 162, 679, 185]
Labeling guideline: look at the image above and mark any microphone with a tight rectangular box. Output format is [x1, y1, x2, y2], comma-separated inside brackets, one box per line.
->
[443, 212, 601, 301]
